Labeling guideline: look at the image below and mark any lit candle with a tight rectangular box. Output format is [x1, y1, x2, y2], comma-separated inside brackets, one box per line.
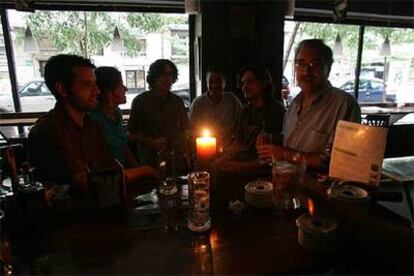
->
[196, 129, 217, 159]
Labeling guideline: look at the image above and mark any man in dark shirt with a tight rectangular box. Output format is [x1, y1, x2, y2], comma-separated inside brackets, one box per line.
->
[28, 54, 111, 193]
[127, 59, 190, 174]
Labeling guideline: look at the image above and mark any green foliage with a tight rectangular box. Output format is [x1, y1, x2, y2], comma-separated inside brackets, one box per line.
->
[26, 11, 187, 57]
[296, 22, 414, 59]
[126, 13, 165, 33]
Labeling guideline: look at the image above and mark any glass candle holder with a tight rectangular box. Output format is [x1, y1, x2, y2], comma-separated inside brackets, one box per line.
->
[187, 171, 211, 232]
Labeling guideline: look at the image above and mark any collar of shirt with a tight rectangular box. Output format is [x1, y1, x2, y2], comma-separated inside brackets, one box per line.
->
[293, 81, 333, 114]
[54, 101, 94, 131]
[150, 90, 174, 101]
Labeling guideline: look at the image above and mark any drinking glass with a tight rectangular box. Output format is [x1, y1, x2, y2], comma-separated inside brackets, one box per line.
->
[256, 132, 273, 166]
[187, 171, 211, 232]
[272, 154, 306, 210]
[158, 150, 177, 195]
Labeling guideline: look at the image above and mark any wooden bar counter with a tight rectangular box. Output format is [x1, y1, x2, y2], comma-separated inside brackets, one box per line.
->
[3, 172, 413, 275]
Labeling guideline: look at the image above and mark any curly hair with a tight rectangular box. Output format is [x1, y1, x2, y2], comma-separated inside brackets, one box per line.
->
[146, 59, 178, 90]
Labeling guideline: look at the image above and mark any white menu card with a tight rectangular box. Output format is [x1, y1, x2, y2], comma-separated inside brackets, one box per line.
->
[329, 120, 388, 186]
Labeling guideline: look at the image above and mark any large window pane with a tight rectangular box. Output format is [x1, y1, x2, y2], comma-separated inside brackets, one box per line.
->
[0, 21, 14, 113]
[7, 10, 189, 112]
[362, 26, 414, 105]
[283, 21, 359, 104]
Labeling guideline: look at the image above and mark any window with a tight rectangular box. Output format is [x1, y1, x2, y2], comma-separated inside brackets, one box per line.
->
[126, 69, 145, 93]
[361, 26, 414, 105]
[170, 27, 189, 63]
[283, 21, 414, 109]
[3, 10, 189, 112]
[138, 39, 146, 56]
[38, 60, 46, 77]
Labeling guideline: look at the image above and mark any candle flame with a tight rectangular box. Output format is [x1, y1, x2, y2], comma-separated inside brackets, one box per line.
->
[202, 128, 211, 137]
[307, 198, 315, 217]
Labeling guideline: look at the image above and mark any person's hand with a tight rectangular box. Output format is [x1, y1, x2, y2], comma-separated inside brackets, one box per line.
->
[44, 185, 57, 206]
[151, 137, 167, 151]
[221, 160, 245, 173]
[257, 144, 286, 163]
[282, 87, 290, 100]
[256, 133, 271, 148]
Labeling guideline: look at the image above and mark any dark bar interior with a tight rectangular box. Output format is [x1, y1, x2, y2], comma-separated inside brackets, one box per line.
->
[0, 0, 413, 275]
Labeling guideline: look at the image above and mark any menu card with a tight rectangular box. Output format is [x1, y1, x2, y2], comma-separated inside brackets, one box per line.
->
[329, 120, 387, 186]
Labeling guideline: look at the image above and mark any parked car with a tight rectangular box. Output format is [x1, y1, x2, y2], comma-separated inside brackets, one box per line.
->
[19, 80, 56, 112]
[0, 81, 191, 112]
[340, 77, 396, 103]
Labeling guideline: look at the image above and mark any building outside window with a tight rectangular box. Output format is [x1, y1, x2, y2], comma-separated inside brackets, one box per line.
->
[137, 39, 146, 57]
[126, 69, 146, 93]
[0, 10, 189, 113]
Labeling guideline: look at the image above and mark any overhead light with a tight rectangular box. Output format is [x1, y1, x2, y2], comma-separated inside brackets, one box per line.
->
[333, 33, 343, 57]
[285, 0, 296, 19]
[380, 36, 391, 56]
[23, 26, 38, 52]
[112, 26, 123, 52]
[185, 0, 200, 14]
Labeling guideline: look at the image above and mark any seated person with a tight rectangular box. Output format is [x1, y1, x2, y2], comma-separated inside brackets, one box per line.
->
[189, 66, 242, 148]
[28, 55, 157, 197]
[217, 64, 285, 173]
[258, 39, 361, 170]
[127, 59, 190, 175]
[89, 66, 159, 179]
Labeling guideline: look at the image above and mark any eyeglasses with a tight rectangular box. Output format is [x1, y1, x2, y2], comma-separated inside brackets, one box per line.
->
[294, 60, 324, 71]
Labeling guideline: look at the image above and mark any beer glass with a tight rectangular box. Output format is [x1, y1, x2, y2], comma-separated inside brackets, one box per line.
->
[272, 154, 306, 210]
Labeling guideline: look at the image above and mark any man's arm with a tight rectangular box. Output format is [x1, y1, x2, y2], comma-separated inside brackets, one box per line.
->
[257, 144, 322, 170]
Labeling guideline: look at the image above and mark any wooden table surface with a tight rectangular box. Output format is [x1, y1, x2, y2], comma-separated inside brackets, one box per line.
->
[4, 172, 413, 275]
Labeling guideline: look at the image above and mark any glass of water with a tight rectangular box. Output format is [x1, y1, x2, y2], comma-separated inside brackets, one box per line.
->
[187, 171, 211, 232]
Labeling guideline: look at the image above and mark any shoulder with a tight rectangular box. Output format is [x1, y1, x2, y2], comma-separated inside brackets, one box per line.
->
[222, 92, 242, 104]
[28, 110, 59, 145]
[169, 92, 184, 101]
[328, 87, 359, 106]
[169, 92, 187, 109]
[267, 99, 285, 114]
[190, 94, 207, 108]
[30, 110, 56, 135]
[132, 91, 150, 105]
[240, 104, 252, 116]
[222, 91, 238, 100]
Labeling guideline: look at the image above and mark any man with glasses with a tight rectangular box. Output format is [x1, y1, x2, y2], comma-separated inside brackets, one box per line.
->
[258, 39, 360, 170]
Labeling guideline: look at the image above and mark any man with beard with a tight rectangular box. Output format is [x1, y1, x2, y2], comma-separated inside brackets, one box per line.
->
[28, 54, 110, 193]
[258, 39, 361, 170]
